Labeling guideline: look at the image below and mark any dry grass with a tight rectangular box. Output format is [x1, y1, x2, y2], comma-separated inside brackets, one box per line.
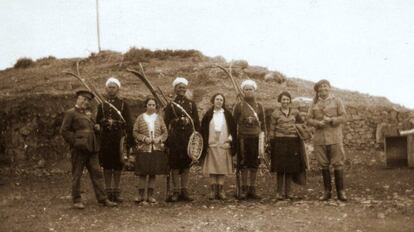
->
[13, 57, 34, 69]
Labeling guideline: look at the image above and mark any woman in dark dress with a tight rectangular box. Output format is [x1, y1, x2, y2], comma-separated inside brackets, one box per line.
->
[133, 96, 169, 204]
[269, 91, 306, 200]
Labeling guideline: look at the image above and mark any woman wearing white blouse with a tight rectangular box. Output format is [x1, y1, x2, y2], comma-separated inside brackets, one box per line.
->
[200, 93, 237, 200]
[133, 96, 168, 203]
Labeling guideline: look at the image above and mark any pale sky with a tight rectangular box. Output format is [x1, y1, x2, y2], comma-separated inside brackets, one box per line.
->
[1, 0, 413, 108]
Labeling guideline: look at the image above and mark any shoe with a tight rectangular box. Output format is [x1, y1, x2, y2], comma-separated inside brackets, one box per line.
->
[113, 189, 123, 203]
[73, 202, 85, 209]
[239, 186, 248, 200]
[134, 189, 145, 204]
[284, 175, 292, 200]
[106, 188, 113, 202]
[275, 192, 285, 200]
[179, 188, 193, 202]
[100, 199, 117, 207]
[209, 184, 217, 200]
[147, 188, 157, 204]
[247, 186, 261, 200]
[320, 169, 332, 201]
[217, 185, 226, 200]
[334, 170, 348, 202]
[170, 191, 180, 202]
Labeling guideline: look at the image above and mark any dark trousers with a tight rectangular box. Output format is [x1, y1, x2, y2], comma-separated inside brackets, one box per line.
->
[71, 149, 106, 203]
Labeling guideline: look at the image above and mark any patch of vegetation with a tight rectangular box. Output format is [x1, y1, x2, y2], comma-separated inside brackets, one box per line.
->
[14, 57, 34, 69]
[36, 56, 56, 66]
[124, 47, 203, 63]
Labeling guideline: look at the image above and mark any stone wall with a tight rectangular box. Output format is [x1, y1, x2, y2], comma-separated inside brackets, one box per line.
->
[1, 95, 413, 170]
[0, 95, 145, 169]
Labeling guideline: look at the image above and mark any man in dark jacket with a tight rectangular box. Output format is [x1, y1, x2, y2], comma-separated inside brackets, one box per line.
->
[96, 77, 134, 203]
[60, 89, 117, 209]
[164, 77, 200, 202]
[233, 79, 265, 199]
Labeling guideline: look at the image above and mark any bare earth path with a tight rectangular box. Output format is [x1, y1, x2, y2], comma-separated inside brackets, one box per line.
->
[1, 165, 413, 232]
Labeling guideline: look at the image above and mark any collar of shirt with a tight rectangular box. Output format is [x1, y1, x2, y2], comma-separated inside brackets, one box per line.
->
[75, 105, 84, 113]
[318, 94, 334, 103]
[107, 96, 119, 103]
[279, 107, 290, 117]
[213, 108, 224, 113]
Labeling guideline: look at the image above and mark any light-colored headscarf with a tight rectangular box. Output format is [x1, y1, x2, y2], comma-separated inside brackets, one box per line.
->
[241, 79, 257, 90]
[106, 77, 121, 88]
[172, 77, 188, 88]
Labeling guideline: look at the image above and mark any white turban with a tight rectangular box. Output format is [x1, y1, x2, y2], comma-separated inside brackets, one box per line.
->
[105, 77, 121, 88]
[241, 79, 257, 90]
[172, 77, 188, 88]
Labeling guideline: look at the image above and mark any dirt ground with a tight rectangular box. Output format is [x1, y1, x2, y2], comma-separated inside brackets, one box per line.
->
[1, 164, 414, 232]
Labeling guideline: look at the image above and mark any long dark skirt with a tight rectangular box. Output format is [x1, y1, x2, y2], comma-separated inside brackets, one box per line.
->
[135, 151, 169, 175]
[270, 137, 304, 173]
[99, 131, 123, 170]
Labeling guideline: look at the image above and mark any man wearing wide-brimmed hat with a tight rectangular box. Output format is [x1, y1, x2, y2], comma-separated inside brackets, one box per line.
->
[60, 89, 117, 209]
[307, 79, 348, 202]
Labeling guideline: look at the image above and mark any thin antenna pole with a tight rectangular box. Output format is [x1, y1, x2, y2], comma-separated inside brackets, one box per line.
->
[96, 0, 102, 52]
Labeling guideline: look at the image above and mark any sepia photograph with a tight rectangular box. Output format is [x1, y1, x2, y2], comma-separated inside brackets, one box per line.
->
[0, 1, 413, 231]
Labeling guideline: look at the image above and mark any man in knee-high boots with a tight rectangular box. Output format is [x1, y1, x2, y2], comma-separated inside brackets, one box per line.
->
[307, 79, 348, 201]
[164, 77, 200, 202]
[233, 79, 265, 200]
[96, 77, 135, 203]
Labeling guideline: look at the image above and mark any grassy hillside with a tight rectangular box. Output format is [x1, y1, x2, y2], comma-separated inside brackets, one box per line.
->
[0, 48, 400, 111]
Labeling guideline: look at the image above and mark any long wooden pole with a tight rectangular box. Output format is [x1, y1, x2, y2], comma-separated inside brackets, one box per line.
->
[96, 0, 101, 52]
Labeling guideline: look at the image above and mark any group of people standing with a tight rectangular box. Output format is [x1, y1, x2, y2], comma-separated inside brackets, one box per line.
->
[60, 73, 348, 209]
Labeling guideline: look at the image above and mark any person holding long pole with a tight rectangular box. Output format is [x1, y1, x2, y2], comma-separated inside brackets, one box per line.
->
[232, 79, 265, 200]
[96, 77, 134, 203]
[164, 77, 200, 202]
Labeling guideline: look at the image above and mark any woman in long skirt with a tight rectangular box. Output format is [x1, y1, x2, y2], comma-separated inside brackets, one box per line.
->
[200, 93, 237, 200]
[269, 91, 306, 200]
[133, 96, 169, 203]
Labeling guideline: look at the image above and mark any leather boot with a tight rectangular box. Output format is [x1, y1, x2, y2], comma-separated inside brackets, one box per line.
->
[334, 169, 348, 201]
[113, 188, 123, 203]
[100, 199, 117, 207]
[73, 202, 85, 209]
[276, 173, 284, 200]
[180, 188, 193, 202]
[285, 174, 292, 200]
[320, 169, 332, 201]
[170, 190, 180, 202]
[106, 188, 113, 202]
[247, 186, 261, 200]
[147, 188, 157, 203]
[135, 188, 145, 203]
[239, 185, 248, 199]
[209, 184, 217, 200]
[217, 185, 226, 200]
